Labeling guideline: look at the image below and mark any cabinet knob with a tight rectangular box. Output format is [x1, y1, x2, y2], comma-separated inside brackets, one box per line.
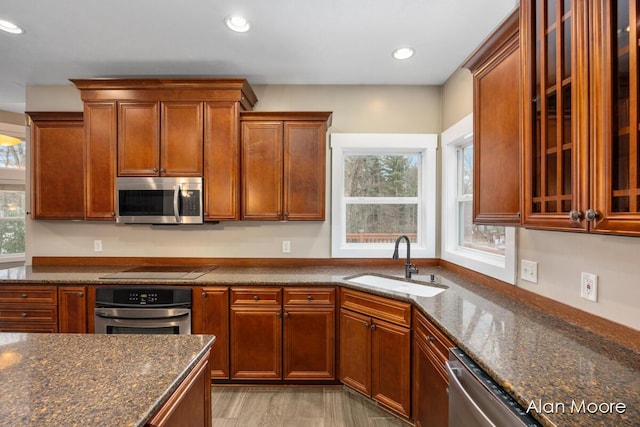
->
[306, 295, 313, 301]
[585, 209, 600, 222]
[77, 292, 84, 297]
[284, 212, 289, 217]
[284, 312, 290, 318]
[276, 311, 281, 318]
[110, 212, 116, 217]
[427, 335, 435, 343]
[21, 312, 27, 317]
[569, 210, 583, 222]
[371, 324, 377, 331]
[152, 167, 158, 173]
[364, 322, 370, 328]
[21, 294, 27, 299]
[201, 292, 207, 298]
[160, 168, 166, 174]
[253, 295, 259, 301]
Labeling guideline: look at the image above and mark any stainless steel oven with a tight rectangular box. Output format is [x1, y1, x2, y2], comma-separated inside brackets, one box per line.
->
[94, 287, 192, 335]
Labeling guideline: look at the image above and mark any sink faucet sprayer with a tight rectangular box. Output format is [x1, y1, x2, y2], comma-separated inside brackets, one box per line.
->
[392, 235, 419, 279]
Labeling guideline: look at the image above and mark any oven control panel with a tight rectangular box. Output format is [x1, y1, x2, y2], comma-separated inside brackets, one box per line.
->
[96, 288, 192, 307]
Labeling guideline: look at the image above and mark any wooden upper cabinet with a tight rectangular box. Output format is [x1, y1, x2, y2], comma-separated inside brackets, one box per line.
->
[204, 102, 240, 220]
[591, 0, 640, 235]
[84, 102, 117, 220]
[28, 112, 85, 220]
[463, 8, 522, 225]
[240, 112, 332, 221]
[160, 101, 203, 176]
[118, 101, 160, 176]
[521, 0, 590, 231]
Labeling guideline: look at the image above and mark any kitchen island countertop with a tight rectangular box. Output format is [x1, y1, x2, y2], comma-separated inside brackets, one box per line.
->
[0, 332, 215, 427]
[0, 264, 638, 427]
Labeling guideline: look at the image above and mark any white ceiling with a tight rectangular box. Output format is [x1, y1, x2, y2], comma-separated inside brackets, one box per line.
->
[0, 0, 517, 113]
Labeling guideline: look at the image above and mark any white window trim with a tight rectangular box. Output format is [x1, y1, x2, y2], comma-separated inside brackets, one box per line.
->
[331, 133, 438, 258]
[441, 114, 517, 284]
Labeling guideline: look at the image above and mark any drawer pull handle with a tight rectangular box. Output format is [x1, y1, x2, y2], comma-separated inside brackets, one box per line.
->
[21, 313, 27, 317]
[253, 295, 260, 301]
[21, 294, 27, 299]
[307, 295, 313, 301]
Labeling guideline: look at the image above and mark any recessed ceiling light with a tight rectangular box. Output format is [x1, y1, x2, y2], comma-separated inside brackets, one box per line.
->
[0, 19, 24, 35]
[225, 15, 251, 33]
[392, 47, 415, 60]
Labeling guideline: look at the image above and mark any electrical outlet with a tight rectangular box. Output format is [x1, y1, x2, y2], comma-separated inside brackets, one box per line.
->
[520, 260, 538, 283]
[94, 240, 103, 253]
[581, 272, 598, 302]
[282, 240, 291, 254]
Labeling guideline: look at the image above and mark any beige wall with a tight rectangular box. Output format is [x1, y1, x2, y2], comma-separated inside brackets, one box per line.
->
[25, 83, 441, 263]
[441, 68, 640, 331]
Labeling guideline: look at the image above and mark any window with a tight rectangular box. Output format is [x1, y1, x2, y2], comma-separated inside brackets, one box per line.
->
[331, 133, 437, 258]
[0, 127, 26, 263]
[441, 114, 516, 284]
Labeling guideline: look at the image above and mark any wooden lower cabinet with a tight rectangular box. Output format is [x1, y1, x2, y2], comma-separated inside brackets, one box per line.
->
[230, 305, 282, 380]
[147, 349, 211, 427]
[412, 311, 454, 427]
[0, 286, 58, 333]
[283, 286, 335, 381]
[228, 286, 336, 381]
[191, 287, 230, 379]
[58, 286, 88, 333]
[339, 288, 412, 418]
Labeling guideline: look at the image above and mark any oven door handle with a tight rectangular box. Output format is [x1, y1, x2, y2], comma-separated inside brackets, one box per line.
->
[94, 308, 191, 320]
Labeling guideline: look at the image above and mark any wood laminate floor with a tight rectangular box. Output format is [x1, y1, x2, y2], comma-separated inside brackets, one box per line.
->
[211, 386, 409, 427]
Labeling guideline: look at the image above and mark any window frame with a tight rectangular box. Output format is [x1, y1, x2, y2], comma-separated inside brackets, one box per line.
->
[331, 133, 437, 258]
[441, 114, 517, 284]
[0, 122, 26, 264]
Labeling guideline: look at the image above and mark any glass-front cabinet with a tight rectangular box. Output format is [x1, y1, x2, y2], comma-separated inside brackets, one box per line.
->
[523, 0, 640, 235]
[522, 0, 589, 231]
[592, 0, 640, 234]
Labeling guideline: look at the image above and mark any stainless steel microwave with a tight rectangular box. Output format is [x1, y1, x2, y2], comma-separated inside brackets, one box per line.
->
[116, 177, 203, 224]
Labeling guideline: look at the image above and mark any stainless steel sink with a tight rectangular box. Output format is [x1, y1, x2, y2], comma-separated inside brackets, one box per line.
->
[344, 273, 447, 297]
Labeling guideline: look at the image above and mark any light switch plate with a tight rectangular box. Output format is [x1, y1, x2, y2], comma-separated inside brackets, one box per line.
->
[520, 260, 538, 283]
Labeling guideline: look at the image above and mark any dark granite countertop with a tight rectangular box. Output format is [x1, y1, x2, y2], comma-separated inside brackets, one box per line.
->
[0, 264, 638, 427]
[0, 333, 215, 427]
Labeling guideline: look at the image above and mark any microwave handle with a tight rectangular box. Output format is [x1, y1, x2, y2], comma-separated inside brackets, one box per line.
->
[173, 185, 181, 223]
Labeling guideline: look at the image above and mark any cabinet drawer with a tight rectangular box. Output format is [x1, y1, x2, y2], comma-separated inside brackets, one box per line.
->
[0, 286, 57, 304]
[284, 287, 335, 305]
[414, 310, 454, 365]
[0, 305, 58, 323]
[340, 288, 411, 327]
[231, 287, 282, 305]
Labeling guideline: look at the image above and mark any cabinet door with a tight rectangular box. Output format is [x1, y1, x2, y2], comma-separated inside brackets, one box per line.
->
[204, 102, 240, 220]
[29, 112, 85, 219]
[58, 286, 87, 333]
[241, 121, 283, 220]
[160, 101, 203, 176]
[192, 287, 229, 379]
[84, 102, 117, 220]
[339, 308, 371, 396]
[230, 306, 282, 380]
[371, 318, 411, 417]
[118, 101, 160, 176]
[283, 121, 326, 220]
[413, 335, 448, 427]
[465, 10, 521, 225]
[283, 306, 335, 380]
[147, 349, 211, 427]
[522, 0, 589, 230]
[592, 0, 640, 235]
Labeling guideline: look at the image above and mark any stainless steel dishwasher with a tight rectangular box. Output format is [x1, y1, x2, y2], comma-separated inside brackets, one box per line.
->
[446, 348, 542, 427]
